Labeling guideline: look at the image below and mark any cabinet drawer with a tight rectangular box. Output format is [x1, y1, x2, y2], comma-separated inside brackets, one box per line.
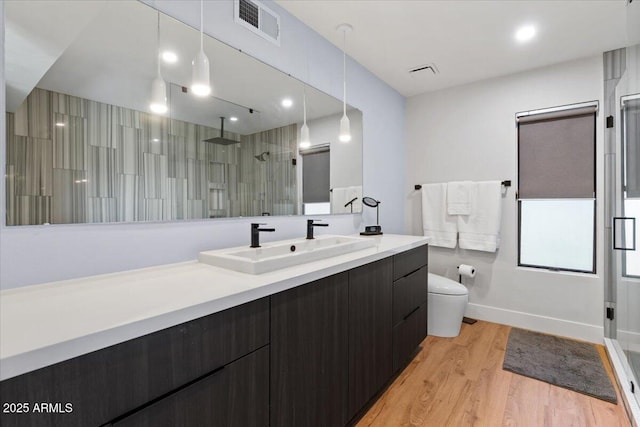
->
[393, 245, 428, 281]
[392, 266, 427, 326]
[111, 345, 269, 427]
[392, 303, 427, 372]
[0, 298, 269, 427]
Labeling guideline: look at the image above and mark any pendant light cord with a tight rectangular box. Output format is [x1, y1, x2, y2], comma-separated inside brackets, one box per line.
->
[156, 11, 161, 76]
[342, 29, 347, 116]
[200, 0, 204, 51]
[303, 85, 307, 124]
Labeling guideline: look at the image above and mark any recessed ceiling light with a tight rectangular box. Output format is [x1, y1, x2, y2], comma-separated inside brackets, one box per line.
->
[230, 116, 238, 122]
[281, 98, 293, 108]
[515, 25, 536, 42]
[161, 51, 178, 63]
[152, 138, 160, 142]
[55, 122, 65, 127]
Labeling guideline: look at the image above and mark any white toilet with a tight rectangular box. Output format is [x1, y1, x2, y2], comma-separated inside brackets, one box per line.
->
[428, 273, 469, 337]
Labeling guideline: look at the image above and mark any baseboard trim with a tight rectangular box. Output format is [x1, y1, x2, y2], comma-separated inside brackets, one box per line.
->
[465, 302, 604, 344]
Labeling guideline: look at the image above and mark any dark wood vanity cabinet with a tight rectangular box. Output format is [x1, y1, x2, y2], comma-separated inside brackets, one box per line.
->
[1, 244, 428, 427]
[0, 298, 269, 427]
[347, 258, 393, 418]
[392, 245, 429, 372]
[270, 272, 350, 427]
[270, 247, 428, 427]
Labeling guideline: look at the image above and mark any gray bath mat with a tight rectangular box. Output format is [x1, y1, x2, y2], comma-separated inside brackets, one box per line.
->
[503, 328, 617, 403]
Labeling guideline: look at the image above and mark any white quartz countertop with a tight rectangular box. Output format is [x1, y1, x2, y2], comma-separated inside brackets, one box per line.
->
[0, 234, 428, 381]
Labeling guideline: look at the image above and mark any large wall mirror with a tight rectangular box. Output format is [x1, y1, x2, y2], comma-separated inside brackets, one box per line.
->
[4, 0, 363, 226]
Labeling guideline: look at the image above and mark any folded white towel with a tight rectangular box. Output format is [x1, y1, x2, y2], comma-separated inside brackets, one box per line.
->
[421, 183, 458, 248]
[447, 181, 474, 215]
[457, 181, 502, 252]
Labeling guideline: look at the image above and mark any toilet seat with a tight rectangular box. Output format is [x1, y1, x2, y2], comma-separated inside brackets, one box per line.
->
[428, 273, 468, 296]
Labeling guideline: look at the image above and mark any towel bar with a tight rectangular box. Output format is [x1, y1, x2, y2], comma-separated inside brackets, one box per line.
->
[414, 180, 511, 190]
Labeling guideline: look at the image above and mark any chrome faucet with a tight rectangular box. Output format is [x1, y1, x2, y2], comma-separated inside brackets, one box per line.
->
[306, 219, 328, 240]
[250, 223, 275, 248]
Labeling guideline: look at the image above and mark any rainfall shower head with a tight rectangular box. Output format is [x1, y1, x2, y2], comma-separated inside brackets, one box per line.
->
[255, 151, 270, 161]
[203, 117, 240, 145]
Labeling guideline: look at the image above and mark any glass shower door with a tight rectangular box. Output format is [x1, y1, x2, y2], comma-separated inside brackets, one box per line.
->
[616, 94, 640, 408]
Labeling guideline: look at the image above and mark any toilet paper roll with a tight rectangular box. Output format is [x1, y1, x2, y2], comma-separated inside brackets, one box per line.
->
[458, 264, 476, 278]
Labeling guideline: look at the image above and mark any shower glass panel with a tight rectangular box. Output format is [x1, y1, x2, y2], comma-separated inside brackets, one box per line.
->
[617, 94, 640, 406]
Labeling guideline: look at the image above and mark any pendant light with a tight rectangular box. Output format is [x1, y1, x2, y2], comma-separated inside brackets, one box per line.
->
[191, 0, 211, 97]
[300, 85, 311, 148]
[337, 23, 352, 143]
[149, 11, 168, 114]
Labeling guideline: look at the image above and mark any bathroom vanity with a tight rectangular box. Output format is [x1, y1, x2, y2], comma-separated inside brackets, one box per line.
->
[0, 235, 428, 427]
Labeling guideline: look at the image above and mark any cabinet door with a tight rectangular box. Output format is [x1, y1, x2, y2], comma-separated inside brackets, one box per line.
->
[348, 258, 393, 418]
[270, 273, 349, 427]
[392, 303, 427, 372]
[111, 346, 269, 427]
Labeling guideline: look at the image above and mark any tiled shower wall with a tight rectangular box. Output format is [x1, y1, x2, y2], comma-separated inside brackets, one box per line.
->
[5, 88, 298, 225]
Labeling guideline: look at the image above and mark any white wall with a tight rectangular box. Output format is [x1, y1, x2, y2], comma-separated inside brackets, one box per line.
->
[405, 56, 605, 343]
[0, 0, 405, 289]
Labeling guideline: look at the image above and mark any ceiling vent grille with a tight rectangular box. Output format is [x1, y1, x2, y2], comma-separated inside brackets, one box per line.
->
[408, 64, 439, 76]
[235, 0, 280, 46]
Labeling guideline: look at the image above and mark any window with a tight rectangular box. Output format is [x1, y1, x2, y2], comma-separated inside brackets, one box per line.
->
[517, 103, 597, 273]
[301, 146, 330, 215]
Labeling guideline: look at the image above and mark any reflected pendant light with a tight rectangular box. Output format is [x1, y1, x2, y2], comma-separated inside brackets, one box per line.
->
[300, 85, 311, 148]
[191, 0, 211, 97]
[149, 11, 168, 114]
[338, 23, 352, 143]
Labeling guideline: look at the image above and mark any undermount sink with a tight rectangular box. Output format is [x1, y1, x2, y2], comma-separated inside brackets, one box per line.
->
[198, 235, 377, 274]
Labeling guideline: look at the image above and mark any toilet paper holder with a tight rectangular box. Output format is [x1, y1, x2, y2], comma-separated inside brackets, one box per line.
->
[457, 264, 476, 283]
[457, 264, 478, 325]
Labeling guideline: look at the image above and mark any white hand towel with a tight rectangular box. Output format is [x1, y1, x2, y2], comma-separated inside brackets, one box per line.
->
[457, 181, 502, 252]
[421, 183, 458, 248]
[447, 181, 474, 215]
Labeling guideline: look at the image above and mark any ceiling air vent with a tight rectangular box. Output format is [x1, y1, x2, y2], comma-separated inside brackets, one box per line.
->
[234, 0, 280, 46]
[408, 63, 439, 76]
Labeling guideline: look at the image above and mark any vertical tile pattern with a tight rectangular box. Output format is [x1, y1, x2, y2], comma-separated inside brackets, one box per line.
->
[53, 113, 87, 170]
[52, 169, 87, 224]
[5, 88, 298, 225]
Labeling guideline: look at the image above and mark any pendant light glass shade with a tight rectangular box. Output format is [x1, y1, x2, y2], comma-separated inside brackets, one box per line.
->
[338, 24, 352, 143]
[300, 123, 311, 148]
[149, 75, 168, 114]
[339, 114, 351, 142]
[149, 11, 167, 115]
[300, 86, 311, 148]
[191, 49, 211, 96]
[191, 0, 211, 97]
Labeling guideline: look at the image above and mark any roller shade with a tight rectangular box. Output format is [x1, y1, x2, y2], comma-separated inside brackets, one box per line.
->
[624, 98, 640, 198]
[302, 147, 330, 203]
[518, 108, 596, 199]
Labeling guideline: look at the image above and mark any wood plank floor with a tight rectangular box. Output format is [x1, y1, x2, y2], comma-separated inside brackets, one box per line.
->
[357, 321, 630, 427]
